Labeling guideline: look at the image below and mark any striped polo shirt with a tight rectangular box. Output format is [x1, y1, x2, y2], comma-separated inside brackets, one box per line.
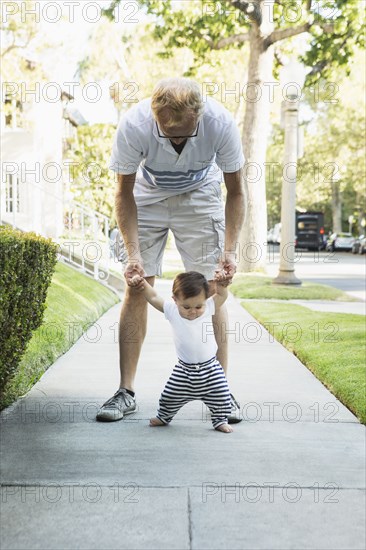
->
[110, 97, 244, 206]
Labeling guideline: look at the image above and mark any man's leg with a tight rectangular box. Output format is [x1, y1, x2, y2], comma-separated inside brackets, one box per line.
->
[208, 281, 242, 424]
[119, 276, 155, 392]
[96, 275, 155, 421]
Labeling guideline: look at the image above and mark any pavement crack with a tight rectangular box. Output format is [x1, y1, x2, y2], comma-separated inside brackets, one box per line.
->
[187, 487, 193, 550]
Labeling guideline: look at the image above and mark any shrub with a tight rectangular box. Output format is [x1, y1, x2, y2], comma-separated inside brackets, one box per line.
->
[0, 227, 58, 396]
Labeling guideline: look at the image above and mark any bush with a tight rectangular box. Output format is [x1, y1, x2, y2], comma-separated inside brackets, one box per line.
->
[0, 227, 58, 396]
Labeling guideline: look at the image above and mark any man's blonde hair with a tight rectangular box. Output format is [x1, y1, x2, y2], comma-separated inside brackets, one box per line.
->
[151, 78, 204, 128]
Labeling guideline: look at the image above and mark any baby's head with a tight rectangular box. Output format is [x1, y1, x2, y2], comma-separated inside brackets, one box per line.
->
[172, 271, 209, 320]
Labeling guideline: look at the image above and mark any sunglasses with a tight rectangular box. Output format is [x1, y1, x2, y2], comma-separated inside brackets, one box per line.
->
[155, 121, 200, 139]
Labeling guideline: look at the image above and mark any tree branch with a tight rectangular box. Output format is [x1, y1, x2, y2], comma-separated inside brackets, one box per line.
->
[264, 16, 335, 49]
[307, 60, 328, 77]
[264, 23, 311, 48]
[1, 43, 21, 58]
[306, 30, 352, 78]
[210, 32, 251, 49]
[274, 49, 285, 66]
[230, 0, 262, 25]
[0, 30, 34, 59]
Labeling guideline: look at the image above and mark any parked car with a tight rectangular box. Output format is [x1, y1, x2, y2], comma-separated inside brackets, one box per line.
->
[352, 235, 366, 254]
[267, 227, 274, 243]
[326, 232, 355, 252]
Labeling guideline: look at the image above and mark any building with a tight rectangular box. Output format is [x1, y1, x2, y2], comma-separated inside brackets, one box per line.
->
[0, 87, 87, 239]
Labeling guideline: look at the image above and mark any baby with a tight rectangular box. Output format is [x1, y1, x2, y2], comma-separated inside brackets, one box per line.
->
[130, 270, 234, 433]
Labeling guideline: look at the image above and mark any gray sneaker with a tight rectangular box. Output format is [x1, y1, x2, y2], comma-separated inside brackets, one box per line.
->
[96, 389, 136, 422]
[227, 393, 242, 424]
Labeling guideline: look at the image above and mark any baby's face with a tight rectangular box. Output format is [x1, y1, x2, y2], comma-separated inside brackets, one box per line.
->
[173, 290, 207, 320]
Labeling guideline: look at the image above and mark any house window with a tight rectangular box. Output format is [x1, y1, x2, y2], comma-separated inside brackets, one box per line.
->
[5, 174, 20, 213]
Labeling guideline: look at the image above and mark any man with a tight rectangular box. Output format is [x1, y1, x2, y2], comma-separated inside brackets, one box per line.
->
[96, 77, 245, 423]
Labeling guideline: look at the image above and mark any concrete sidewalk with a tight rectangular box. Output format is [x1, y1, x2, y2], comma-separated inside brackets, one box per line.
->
[242, 299, 366, 315]
[1, 280, 365, 550]
[289, 299, 365, 315]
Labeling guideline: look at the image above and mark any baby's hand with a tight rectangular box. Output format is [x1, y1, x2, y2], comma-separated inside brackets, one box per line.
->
[130, 274, 144, 287]
[214, 268, 227, 282]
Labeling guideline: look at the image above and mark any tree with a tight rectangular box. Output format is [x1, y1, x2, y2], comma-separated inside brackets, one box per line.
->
[0, 0, 87, 118]
[1, 1, 38, 66]
[75, 13, 249, 120]
[297, 104, 365, 233]
[66, 124, 117, 221]
[296, 47, 364, 233]
[106, 0, 364, 271]
[266, 46, 365, 234]
[1, 0, 47, 122]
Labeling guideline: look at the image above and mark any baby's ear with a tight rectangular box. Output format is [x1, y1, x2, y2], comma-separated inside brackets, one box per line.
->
[172, 295, 177, 303]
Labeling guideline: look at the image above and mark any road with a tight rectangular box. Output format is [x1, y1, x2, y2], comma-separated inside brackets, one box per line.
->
[265, 247, 366, 301]
[162, 241, 365, 301]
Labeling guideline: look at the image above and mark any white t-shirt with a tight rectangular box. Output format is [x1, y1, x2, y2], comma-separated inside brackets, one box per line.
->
[110, 97, 245, 206]
[163, 297, 217, 363]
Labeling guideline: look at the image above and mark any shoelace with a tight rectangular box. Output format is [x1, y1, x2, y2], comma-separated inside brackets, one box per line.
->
[230, 394, 240, 410]
[104, 390, 131, 409]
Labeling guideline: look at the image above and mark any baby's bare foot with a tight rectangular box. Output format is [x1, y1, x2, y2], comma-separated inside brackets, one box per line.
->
[149, 417, 166, 427]
[215, 423, 233, 433]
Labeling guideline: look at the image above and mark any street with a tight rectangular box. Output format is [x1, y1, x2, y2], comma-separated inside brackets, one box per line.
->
[162, 241, 366, 301]
[265, 247, 366, 301]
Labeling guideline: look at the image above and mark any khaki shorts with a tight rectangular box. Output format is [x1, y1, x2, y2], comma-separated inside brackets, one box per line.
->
[117, 181, 225, 280]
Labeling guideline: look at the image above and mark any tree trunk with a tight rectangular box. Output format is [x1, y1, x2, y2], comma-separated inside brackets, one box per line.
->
[331, 177, 342, 232]
[356, 192, 365, 235]
[238, 3, 274, 272]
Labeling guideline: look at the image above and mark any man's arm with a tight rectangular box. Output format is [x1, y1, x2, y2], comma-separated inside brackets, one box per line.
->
[130, 276, 164, 313]
[221, 169, 245, 282]
[115, 173, 139, 259]
[115, 173, 145, 287]
[223, 169, 245, 257]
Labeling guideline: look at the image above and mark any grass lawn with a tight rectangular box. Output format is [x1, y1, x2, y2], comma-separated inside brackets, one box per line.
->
[231, 274, 357, 301]
[162, 272, 355, 302]
[1, 262, 119, 409]
[241, 300, 366, 424]
[161, 270, 181, 280]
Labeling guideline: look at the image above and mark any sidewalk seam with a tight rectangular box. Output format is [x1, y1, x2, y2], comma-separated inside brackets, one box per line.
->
[187, 487, 193, 550]
[1, 484, 365, 490]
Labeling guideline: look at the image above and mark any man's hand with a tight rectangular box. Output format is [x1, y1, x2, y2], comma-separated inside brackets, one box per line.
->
[215, 252, 237, 286]
[214, 268, 227, 283]
[212, 268, 229, 307]
[130, 274, 145, 287]
[124, 261, 146, 289]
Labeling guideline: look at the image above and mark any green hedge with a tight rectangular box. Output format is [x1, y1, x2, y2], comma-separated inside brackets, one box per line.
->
[0, 227, 58, 396]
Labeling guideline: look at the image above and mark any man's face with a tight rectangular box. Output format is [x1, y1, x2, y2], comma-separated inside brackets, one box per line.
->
[173, 290, 207, 320]
[156, 109, 198, 145]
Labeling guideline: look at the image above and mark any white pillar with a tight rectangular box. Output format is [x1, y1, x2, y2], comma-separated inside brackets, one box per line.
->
[273, 99, 302, 285]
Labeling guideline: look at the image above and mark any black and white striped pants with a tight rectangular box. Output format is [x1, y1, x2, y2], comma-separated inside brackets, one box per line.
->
[156, 356, 232, 429]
